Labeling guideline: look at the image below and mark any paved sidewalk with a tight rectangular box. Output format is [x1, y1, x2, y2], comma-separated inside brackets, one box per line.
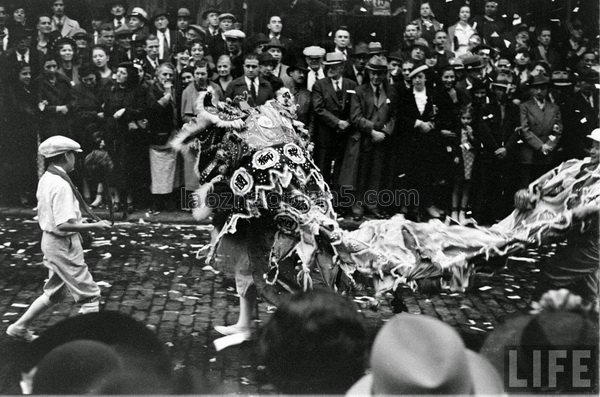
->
[0, 213, 553, 394]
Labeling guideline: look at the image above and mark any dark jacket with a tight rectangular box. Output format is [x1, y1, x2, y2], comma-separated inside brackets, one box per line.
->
[477, 101, 521, 161]
[225, 76, 274, 107]
[146, 82, 178, 146]
[35, 74, 73, 140]
[519, 98, 563, 165]
[312, 77, 357, 148]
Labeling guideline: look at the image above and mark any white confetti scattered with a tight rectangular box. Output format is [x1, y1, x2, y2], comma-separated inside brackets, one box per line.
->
[97, 281, 112, 288]
[11, 303, 29, 308]
[507, 295, 521, 299]
[478, 286, 492, 291]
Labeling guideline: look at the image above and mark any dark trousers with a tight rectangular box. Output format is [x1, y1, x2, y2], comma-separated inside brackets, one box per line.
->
[474, 158, 513, 224]
[314, 144, 344, 187]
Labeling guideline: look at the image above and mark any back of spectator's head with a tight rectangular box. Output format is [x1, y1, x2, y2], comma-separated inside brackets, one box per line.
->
[259, 289, 367, 394]
[347, 313, 503, 395]
[481, 306, 598, 393]
[23, 311, 177, 394]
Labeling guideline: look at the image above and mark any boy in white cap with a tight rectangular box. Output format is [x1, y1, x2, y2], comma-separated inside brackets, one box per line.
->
[6, 136, 111, 341]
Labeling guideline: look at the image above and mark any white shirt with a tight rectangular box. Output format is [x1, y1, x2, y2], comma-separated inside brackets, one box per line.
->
[307, 68, 324, 92]
[37, 166, 81, 236]
[244, 76, 258, 96]
[453, 23, 475, 57]
[157, 30, 171, 59]
[16, 49, 30, 63]
[414, 88, 427, 114]
[114, 17, 126, 28]
[1, 28, 8, 51]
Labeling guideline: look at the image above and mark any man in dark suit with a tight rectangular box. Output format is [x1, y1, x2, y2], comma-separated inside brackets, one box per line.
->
[312, 52, 357, 189]
[207, 13, 235, 62]
[518, 74, 563, 188]
[343, 42, 369, 86]
[350, 56, 394, 220]
[225, 53, 274, 107]
[152, 10, 184, 62]
[266, 15, 294, 65]
[0, 29, 41, 79]
[561, 70, 600, 160]
[474, 73, 521, 224]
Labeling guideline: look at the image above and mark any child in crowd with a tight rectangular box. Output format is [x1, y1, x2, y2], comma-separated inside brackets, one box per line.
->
[451, 105, 478, 224]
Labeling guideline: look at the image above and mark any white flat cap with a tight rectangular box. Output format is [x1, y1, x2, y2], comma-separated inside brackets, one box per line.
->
[587, 128, 600, 142]
[39, 136, 82, 158]
[223, 29, 246, 40]
[303, 46, 326, 58]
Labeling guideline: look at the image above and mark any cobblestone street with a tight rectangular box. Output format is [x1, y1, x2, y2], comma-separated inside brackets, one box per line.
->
[0, 214, 555, 394]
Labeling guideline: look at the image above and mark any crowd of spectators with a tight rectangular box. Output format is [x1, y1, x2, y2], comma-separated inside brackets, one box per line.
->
[8, 289, 596, 394]
[0, 0, 598, 225]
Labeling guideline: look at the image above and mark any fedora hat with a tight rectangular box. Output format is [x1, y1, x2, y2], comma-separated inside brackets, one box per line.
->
[528, 74, 550, 86]
[346, 314, 504, 395]
[350, 42, 369, 58]
[462, 55, 484, 70]
[322, 52, 345, 66]
[551, 70, 573, 87]
[367, 41, 386, 55]
[287, 63, 309, 76]
[365, 56, 388, 72]
[265, 38, 285, 50]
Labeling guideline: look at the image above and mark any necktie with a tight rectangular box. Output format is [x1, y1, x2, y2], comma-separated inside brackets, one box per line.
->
[162, 33, 170, 60]
[375, 86, 380, 104]
[334, 80, 343, 101]
[116, 19, 122, 28]
[249, 79, 257, 102]
[356, 72, 363, 85]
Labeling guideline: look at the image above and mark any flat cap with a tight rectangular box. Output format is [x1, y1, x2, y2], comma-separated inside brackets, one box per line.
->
[39, 136, 82, 158]
[223, 29, 246, 40]
[218, 13, 236, 21]
[177, 8, 191, 18]
[303, 46, 326, 58]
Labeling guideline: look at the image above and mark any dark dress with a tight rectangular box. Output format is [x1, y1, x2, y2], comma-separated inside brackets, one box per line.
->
[35, 74, 73, 140]
[101, 83, 149, 192]
[1, 81, 38, 203]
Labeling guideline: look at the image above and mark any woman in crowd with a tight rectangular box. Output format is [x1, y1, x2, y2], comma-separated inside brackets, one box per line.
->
[214, 54, 233, 93]
[6, 4, 28, 31]
[434, 66, 469, 213]
[71, 64, 106, 205]
[447, 5, 476, 57]
[189, 38, 214, 72]
[34, 14, 58, 55]
[146, 63, 179, 214]
[411, 2, 443, 45]
[396, 65, 445, 219]
[531, 60, 551, 77]
[55, 37, 79, 84]
[36, 53, 73, 141]
[102, 62, 148, 216]
[1, 62, 38, 206]
[91, 45, 114, 87]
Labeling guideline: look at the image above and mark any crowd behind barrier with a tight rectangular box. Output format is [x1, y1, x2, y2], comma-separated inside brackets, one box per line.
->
[0, 0, 598, 224]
